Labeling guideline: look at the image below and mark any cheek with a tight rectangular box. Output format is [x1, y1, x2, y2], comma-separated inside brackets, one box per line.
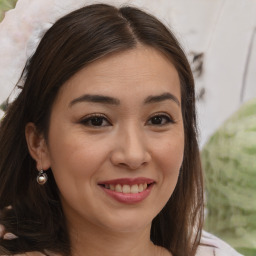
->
[163, 140, 184, 171]
[153, 130, 184, 192]
[156, 129, 184, 170]
[47, 128, 109, 186]
[47, 134, 110, 216]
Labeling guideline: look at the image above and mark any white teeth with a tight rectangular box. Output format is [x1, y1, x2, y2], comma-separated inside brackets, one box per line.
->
[138, 184, 144, 192]
[131, 184, 139, 194]
[122, 185, 131, 193]
[104, 183, 150, 193]
[116, 184, 122, 192]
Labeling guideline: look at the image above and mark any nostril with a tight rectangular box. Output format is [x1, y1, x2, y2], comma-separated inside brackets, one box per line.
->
[110, 145, 151, 170]
[117, 162, 142, 170]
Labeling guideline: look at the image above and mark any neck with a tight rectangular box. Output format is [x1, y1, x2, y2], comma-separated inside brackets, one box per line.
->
[67, 219, 170, 256]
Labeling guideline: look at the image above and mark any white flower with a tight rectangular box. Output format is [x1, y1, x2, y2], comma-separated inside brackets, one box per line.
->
[0, 0, 94, 104]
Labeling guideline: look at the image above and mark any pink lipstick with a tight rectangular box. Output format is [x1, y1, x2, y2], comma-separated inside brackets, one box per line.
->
[98, 177, 155, 204]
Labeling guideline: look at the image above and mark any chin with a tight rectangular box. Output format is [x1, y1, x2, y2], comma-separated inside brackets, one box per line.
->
[95, 208, 155, 234]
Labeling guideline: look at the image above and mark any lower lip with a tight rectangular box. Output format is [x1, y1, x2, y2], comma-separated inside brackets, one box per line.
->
[100, 185, 153, 204]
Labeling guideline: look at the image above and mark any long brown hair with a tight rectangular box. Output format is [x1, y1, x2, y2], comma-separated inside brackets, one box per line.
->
[0, 4, 203, 256]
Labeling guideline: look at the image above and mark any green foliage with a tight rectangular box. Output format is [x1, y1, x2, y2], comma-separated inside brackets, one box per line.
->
[202, 98, 256, 255]
[0, 99, 8, 112]
[0, 0, 18, 22]
[236, 248, 256, 256]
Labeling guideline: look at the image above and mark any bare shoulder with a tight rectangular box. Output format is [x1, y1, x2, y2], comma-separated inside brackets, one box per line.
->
[196, 231, 244, 256]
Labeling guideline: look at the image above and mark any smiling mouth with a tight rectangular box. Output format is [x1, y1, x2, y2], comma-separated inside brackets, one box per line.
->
[98, 178, 155, 203]
[99, 183, 153, 194]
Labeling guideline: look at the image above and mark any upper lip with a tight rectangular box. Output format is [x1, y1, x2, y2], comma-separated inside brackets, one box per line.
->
[98, 177, 155, 186]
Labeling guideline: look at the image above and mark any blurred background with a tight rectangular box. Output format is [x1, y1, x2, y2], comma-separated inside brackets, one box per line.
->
[0, 0, 255, 255]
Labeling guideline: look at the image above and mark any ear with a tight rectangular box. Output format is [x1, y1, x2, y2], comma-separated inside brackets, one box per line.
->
[25, 122, 51, 170]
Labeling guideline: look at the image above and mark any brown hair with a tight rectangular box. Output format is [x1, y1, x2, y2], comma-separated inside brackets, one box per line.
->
[0, 4, 203, 256]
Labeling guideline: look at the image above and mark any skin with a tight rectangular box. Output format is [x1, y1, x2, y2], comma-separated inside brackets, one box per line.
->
[26, 45, 184, 256]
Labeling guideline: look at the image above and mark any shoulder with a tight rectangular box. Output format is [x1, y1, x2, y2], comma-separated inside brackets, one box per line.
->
[196, 230, 244, 256]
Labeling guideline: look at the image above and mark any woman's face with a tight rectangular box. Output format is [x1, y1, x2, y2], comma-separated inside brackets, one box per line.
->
[43, 46, 184, 233]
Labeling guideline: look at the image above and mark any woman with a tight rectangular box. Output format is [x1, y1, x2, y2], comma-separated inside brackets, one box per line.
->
[0, 3, 241, 256]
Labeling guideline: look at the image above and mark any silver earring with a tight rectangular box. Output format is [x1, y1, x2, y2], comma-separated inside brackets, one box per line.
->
[37, 170, 48, 185]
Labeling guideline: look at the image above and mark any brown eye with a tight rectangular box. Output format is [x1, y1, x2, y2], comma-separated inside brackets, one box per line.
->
[147, 114, 174, 126]
[151, 116, 163, 125]
[80, 115, 111, 127]
[90, 117, 105, 126]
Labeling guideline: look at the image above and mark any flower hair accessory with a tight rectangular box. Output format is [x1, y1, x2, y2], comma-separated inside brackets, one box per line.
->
[0, 0, 171, 120]
[0, 0, 96, 114]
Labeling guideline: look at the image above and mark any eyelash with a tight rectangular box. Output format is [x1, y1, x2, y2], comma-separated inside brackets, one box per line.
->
[79, 114, 110, 127]
[146, 113, 175, 126]
[79, 113, 174, 127]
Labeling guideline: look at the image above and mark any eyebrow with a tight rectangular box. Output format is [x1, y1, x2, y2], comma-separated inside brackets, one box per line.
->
[69, 92, 180, 107]
[144, 92, 180, 106]
[69, 94, 120, 107]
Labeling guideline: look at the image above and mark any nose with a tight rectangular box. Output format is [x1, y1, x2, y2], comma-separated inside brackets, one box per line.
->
[110, 125, 151, 170]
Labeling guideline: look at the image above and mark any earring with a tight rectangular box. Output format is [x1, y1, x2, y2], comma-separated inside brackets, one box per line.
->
[37, 170, 48, 185]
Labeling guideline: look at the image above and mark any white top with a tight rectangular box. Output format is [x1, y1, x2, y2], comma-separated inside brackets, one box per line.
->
[15, 232, 244, 256]
[196, 231, 244, 256]
[1, 226, 243, 256]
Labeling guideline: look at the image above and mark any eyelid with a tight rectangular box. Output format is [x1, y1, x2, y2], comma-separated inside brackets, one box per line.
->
[146, 112, 175, 125]
[79, 113, 112, 126]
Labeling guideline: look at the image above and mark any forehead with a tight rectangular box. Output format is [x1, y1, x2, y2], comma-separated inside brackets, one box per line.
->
[56, 45, 181, 105]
